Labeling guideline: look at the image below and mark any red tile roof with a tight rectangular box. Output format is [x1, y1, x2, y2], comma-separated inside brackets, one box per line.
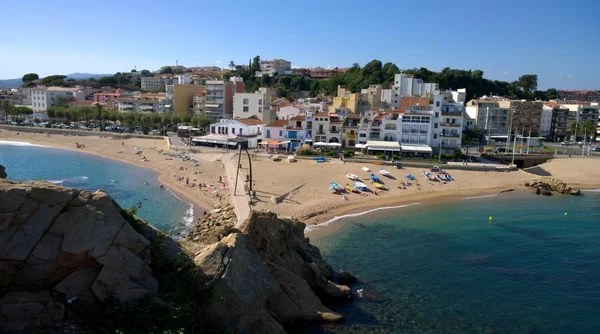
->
[237, 118, 264, 126]
[266, 120, 289, 127]
[313, 112, 330, 117]
[290, 115, 306, 121]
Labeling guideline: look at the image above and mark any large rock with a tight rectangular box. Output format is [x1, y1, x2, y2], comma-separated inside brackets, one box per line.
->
[527, 177, 581, 196]
[0, 181, 158, 332]
[0, 164, 6, 179]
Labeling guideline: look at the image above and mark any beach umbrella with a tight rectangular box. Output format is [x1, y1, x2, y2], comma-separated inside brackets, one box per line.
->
[328, 143, 342, 147]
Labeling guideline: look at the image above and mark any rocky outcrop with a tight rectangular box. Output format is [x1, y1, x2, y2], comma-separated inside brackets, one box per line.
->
[192, 211, 352, 333]
[526, 177, 581, 196]
[0, 181, 353, 333]
[0, 181, 157, 332]
[0, 164, 6, 179]
[190, 201, 237, 244]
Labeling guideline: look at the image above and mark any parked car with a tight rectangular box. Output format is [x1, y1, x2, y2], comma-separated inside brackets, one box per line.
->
[594, 146, 600, 152]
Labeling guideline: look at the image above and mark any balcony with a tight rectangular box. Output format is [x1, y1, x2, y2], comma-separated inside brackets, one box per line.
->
[316, 131, 326, 135]
[442, 123, 461, 128]
[441, 133, 460, 138]
[330, 129, 340, 133]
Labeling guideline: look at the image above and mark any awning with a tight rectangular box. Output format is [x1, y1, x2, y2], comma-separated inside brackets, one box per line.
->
[165, 104, 172, 108]
[205, 104, 220, 108]
[366, 141, 401, 151]
[313, 142, 328, 146]
[355, 144, 367, 149]
[401, 145, 432, 153]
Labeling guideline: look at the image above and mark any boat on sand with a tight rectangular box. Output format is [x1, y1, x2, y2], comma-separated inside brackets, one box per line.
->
[354, 181, 368, 191]
[379, 169, 391, 176]
[370, 173, 381, 182]
[373, 181, 387, 190]
[330, 181, 343, 192]
[346, 183, 359, 193]
[346, 172, 359, 180]
[362, 166, 371, 172]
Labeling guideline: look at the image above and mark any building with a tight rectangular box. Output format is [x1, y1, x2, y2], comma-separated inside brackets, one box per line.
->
[331, 86, 358, 113]
[263, 117, 308, 150]
[233, 87, 276, 124]
[93, 89, 122, 108]
[562, 104, 600, 141]
[116, 93, 167, 113]
[558, 90, 600, 102]
[0, 89, 22, 116]
[193, 91, 207, 116]
[29, 87, 88, 112]
[204, 80, 233, 122]
[312, 112, 342, 144]
[341, 113, 361, 148]
[206, 118, 265, 148]
[439, 100, 464, 152]
[547, 103, 569, 142]
[540, 104, 554, 138]
[260, 59, 292, 75]
[510, 100, 544, 136]
[309, 68, 347, 80]
[465, 99, 512, 136]
[141, 75, 176, 91]
[277, 105, 306, 120]
[173, 84, 204, 115]
[357, 85, 383, 114]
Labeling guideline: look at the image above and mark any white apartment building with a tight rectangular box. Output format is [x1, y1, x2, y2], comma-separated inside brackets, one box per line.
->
[381, 74, 440, 110]
[207, 118, 265, 148]
[465, 99, 512, 135]
[29, 87, 88, 112]
[117, 96, 166, 113]
[141, 76, 177, 91]
[233, 87, 276, 124]
[540, 106, 553, 137]
[312, 112, 343, 143]
[260, 59, 292, 75]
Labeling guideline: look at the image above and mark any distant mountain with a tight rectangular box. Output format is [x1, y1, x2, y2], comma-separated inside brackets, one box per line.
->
[0, 79, 23, 89]
[0, 73, 111, 89]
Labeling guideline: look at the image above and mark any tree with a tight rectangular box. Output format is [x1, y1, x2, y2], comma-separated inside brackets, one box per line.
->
[22, 73, 39, 83]
[382, 62, 400, 87]
[581, 120, 595, 142]
[228, 61, 236, 70]
[159, 66, 174, 74]
[98, 76, 117, 86]
[251, 56, 261, 73]
[94, 103, 104, 122]
[545, 88, 559, 100]
[56, 96, 71, 107]
[41, 75, 67, 86]
[516, 74, 538, 95]
[141, 70, 152, 76]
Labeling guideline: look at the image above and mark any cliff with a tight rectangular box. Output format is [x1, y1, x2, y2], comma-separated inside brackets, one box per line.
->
[0, 180, 353, 333]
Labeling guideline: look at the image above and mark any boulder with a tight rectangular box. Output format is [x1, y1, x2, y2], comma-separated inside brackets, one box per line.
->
[0, 164, 6, 179]
[337, 271, 358, 285]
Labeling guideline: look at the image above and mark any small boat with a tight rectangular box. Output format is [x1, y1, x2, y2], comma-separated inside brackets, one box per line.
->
[446, 174, 455, 181]
[373, 181, 387, 190]
[362, 166, 371, 172]
[346, 183, 359, 193]
[370, 173, 381, 182]
[346, 172, 359, 180]
[395, 163, 403, 169]
[423, 171, 431, 177]
[406, 174, 416, 180]
[354, 181, 368, 191]
[379, 169, 391, 176]
[436, 175, 445, 182]
[330, 181, 343, 192]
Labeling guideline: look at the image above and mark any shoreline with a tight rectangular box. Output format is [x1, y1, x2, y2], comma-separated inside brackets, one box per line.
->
[0, 138, 204, 214]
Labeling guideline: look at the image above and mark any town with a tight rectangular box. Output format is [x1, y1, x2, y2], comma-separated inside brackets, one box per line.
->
[1, 58, 599, 159]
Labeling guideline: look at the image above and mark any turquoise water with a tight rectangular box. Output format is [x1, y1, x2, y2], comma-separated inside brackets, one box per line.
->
[313, 191, 600, 333]
[0, 141, 193, 235]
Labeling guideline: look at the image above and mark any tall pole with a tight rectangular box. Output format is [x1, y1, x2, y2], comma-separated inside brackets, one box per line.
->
[234, 145, 242, 195]
[506, 109, 513, 152]
[573, 111, 579, 143]
[511, 126, 517, 167]
[485, 107, 491, 147]
[519, 126, 524, 154]
[582, 128, 586, 157]
[527, 127, 531, 154]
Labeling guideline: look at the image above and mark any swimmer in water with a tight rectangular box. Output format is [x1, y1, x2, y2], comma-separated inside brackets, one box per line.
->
[144, 182, 149, 185]
[159, 184, 164, 189]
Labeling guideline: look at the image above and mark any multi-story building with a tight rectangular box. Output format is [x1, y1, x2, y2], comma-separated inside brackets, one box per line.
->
[331, 86, 358, 113]
[173, 84, 204, 115]
[233, 87, 276, 124]
[93, 89, 122, 108]
[263, 116, 308, 150]
[204, 80, 234, 122]
[20, 87, 34, 106]
[341, 113, 361, 148]
[193, 91, 206, 116]
[141, 75, 177, 91]
[309, 68, 348, 80]
[563, 104, 600, 141]
[116, 93, 167, 113]
[465, 99, 512, 136]
[439, 101, 464, 152]
[312, 112, 342, 144]
[29, 87, 88, 112]
[510, 100, 544, 136]
[260, 59, 292, 75]
[0, 89, 22, 116]
[540, 104, 554, 138]
[357, 85, 383, 114]
[558, 90, 600, 102]
[206, 118, 265, 148]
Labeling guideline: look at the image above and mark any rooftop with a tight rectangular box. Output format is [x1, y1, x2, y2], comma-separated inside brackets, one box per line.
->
[266, 120, 289, 128]
[290, 115, 306, 121]
[237, 118, 264, 126]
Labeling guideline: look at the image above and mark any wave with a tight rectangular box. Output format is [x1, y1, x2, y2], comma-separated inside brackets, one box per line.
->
[464, 194, 499, 200]
[26, 176, 89, 185]
[581, 189, 600, 193]
[305, 202, 421, 232]
[0, 140, 49, 148]
[166, 188, 195, 229]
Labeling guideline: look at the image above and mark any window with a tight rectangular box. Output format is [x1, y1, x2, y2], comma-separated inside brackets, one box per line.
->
[435, 112, 439, 118]
[243, 106, 249, 112]
[436, 101, 440, 107]
[232, 128, 236, 134]
[258, 99, 262, 105]
[258, 107, 262, 113]
[384, 123, 397, 130]
[350, 130, 355, 135]
[434, 133, 437, 139]
[279, 130, 282, 136]
[359, 133, 366, 138]
[243, 98, 249, 105]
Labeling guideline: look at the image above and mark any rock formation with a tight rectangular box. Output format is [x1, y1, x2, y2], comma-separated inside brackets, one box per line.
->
[0, 181, 158, 332]
[0, 181, 353, 333]
[526, 177, 581, 196]
[0, 164, 6, 179]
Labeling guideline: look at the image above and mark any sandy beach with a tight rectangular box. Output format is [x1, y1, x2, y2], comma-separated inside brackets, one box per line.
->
[2, 128, 599, 229]
[0, 130, 230, 217]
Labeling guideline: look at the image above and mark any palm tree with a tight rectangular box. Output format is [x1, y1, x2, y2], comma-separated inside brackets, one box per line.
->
[94, 103, 104, 123]
[581, 120, 594, 143]
[228, 61, 236, 70]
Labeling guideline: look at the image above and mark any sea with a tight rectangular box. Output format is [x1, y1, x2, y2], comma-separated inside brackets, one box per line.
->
[311, 190, 600, 333]
[0, 141, 194, 235]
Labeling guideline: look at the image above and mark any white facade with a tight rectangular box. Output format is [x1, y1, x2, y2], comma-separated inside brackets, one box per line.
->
[141, 77, 176, 91]
[392, 73, 440, 99]
[278, 105, 306, 120]
[540, 106, 553, 136]
[29, 87, 87, 112]
[177, 74, 190, 85]
[117, 98, 166, 113]
[209, 119, 264, 148]
[233, 87, 275, 124]
[312, 113, 342, 143]
[260, 59, 292, 75]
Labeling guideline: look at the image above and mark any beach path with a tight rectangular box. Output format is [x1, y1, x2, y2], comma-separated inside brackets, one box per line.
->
[222, 153, 250, 227]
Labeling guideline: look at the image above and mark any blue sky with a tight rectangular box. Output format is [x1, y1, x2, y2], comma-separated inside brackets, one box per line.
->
[1, 0, 599, 90]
